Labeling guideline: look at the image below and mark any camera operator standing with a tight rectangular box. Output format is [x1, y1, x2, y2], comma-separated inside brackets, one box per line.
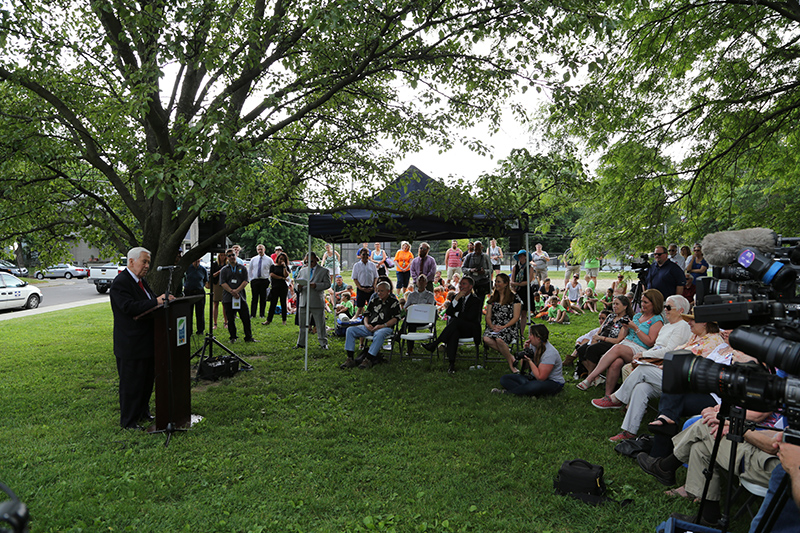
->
[645, 245, 686, 299]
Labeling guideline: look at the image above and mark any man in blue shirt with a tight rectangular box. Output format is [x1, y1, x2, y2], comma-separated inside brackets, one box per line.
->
[645, 245, 685, 299]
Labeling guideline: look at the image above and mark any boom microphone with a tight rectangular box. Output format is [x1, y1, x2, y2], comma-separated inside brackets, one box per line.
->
[701, 228, 777, 266]
[156, 265, 179, 271]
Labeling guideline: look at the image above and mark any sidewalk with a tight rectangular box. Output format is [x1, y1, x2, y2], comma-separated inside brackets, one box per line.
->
[0, 299, 105, 322]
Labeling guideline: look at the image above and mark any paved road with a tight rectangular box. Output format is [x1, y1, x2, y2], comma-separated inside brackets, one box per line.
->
[0, 278, 107, 321]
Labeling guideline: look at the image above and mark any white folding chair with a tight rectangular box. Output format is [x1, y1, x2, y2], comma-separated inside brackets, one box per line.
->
[399, 304, 437, 362]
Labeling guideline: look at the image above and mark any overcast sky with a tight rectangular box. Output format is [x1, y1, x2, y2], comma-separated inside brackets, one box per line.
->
[392, 91, 544, 183]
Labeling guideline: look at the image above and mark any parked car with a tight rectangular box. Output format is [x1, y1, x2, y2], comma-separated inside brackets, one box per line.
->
[0, 259, 28, 277]
[0, 272, 43, 310]
[34, 263, 89, 280]
[87, 262, 125, 293]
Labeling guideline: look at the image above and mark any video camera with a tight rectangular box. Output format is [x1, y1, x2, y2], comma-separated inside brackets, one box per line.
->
[663, 228, 800, 445]
[0, 482, 29, 533]
[630, 254, 650, 273]
[693, 229, 800, 329]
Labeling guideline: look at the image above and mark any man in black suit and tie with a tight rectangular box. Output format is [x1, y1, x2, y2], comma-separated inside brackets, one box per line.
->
[422, 276, 482, 374]
[109, 247, 172, 430]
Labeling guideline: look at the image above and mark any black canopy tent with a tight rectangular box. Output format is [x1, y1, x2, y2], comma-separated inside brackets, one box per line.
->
[299, 166, 534, 371]
[308, 166, 526, 242]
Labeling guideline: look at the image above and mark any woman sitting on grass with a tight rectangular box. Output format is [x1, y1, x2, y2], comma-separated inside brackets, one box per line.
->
[482, 273, 523, 374]
[492, 324, 564, 397]
[577, 289, 664, 391]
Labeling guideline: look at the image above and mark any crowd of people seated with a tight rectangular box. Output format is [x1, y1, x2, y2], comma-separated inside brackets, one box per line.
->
[212, 239, 800, 530]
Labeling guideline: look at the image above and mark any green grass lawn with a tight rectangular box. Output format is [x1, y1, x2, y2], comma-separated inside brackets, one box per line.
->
[0, 302, 751, 532]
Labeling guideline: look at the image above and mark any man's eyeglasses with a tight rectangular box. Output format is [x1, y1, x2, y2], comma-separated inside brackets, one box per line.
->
[653, 252, 665, 256]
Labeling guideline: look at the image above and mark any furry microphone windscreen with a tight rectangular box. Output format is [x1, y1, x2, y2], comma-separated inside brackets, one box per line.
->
[701, 228, 778, 266]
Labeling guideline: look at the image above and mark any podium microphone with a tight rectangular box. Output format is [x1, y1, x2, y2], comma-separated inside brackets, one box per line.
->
[157, 265, 180, 272]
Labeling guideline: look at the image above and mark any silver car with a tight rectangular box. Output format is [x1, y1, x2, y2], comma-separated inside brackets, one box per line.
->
[34, 263, 89, 280]
[0, 273, 42, 310]
[0, 259, 28, 277]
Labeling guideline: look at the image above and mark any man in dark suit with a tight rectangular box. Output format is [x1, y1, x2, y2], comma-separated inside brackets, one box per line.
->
[422, 276, 482, 374]
[109, 247, 171, 430]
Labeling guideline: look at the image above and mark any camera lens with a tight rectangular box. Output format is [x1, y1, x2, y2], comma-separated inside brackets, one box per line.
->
[707, 279, 740, 295]
[663, 350, 726, 394]
[718, 265, 751, 281]
[730, 327, 800, 375]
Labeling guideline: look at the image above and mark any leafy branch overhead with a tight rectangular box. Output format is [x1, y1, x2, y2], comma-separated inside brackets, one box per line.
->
[543, 0, 800, 251]
[0, 0, 559, 286]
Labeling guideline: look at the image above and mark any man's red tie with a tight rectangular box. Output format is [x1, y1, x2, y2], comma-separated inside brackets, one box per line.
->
[138, 280, 146, 293]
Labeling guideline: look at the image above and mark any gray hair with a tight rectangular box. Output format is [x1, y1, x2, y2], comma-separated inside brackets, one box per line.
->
[377, 281, 392, 291]
[665, 294, 691, 315]
[127, 247, 151, 262]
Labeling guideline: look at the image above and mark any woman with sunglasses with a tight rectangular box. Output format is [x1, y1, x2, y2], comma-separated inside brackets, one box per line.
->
[589, 295, 693, 441]
[686, 244, 709, 282]
[577, 288, 664, 392]
[611, 273, 627, 296]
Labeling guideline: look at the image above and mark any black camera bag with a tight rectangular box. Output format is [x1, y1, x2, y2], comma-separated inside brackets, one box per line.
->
[197, 356, 239, 381]
[554, 459, 606, 497]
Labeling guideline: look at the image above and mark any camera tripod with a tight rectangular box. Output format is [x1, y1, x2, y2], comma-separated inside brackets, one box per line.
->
[191, 260, 252, 374]
[691, 401, 790, 533]
[630, 267, 648, 312]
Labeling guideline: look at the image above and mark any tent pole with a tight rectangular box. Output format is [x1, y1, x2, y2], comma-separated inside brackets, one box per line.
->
[525, 233, 530, 330]
[305, 234, 311, 371]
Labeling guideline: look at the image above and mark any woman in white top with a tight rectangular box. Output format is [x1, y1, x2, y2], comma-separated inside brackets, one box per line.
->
[531, 243, 549, 284]
[589, 295, 693, 442]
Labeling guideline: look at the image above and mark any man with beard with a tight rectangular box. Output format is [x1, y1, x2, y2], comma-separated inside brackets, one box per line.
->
[410, 242, 437, 293]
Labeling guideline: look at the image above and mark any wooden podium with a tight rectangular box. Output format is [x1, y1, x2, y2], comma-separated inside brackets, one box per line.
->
[137, 295, 202, 433]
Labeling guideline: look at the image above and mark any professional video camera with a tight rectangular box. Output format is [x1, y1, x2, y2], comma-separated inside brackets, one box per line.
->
[691, 228, 800, 329]
[663, 227, 800, 445]
[0, 481, 29, 533]
[630, 253, 650, 272]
